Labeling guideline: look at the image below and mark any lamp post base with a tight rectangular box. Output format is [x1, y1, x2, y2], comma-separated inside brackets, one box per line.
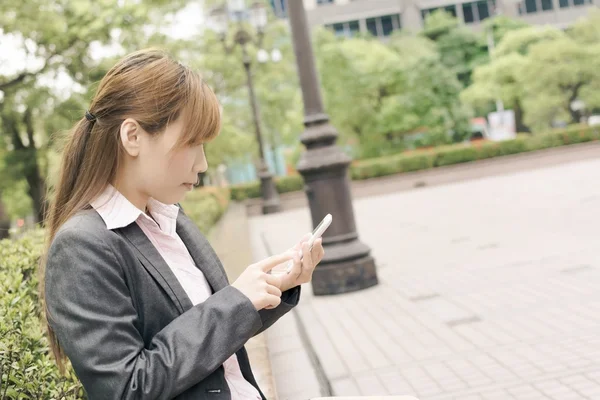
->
[312, 254, 378, 296]
[258, 166, 280, 215]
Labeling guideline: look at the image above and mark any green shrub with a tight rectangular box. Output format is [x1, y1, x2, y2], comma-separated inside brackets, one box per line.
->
[275, 175, 304, 194]
[230, 182, 261, 201]
[350, 152, 436, 180]
[557, 124, 599, 144]
[433, 145, 478, 167]
[399, 153, 436, 172]
[180, 187, 231, 234]
[526, 131, 563, 150]
[230, 175, 305, 201]
[496, 136, 529, 156]
[1, 230, 85, 399]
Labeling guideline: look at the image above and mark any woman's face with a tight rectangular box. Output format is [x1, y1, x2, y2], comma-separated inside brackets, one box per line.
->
[120, 115, 209, 207]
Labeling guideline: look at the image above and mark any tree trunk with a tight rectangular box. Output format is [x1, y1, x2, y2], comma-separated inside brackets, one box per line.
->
[514, 99, 530, 133]
[0, 198, 10, 240]
[567, 83, 584, 125]
[25, 159, 47, 224]
[568, 107, 581, 125]
[23, 109, 48, 224]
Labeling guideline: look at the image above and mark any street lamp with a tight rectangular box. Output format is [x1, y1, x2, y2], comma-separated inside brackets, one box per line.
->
[210, 1, 281, 214]
[287, 0, 378, 295]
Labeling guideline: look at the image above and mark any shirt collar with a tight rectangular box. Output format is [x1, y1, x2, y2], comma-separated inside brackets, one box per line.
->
[90, 184, 179, 232]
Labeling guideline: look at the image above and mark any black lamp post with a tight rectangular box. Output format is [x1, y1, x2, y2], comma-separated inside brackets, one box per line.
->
[286, 0, 378, 295]
[211, 1, 280, 214]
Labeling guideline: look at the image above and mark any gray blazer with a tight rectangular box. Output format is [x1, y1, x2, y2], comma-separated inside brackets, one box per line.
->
[45, 207, 300, 400]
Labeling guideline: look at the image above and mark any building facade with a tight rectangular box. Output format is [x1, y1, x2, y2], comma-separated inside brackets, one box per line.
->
[271, 0, 596, 37]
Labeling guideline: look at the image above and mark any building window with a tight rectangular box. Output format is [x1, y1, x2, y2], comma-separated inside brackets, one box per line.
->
[462, 0, 495, 24]
[366, 14, 401, 37]
[476, 1, 490, 20]
[380, 15, 394, 36]
[463, 3, 475, 22]
[421, 5, 457, 20]
[525, 0, 537, 12]
[269, 0, 286, 18]
[559, 0, 569, 7]
[443, 5, 458, 17]
[367, 18, 378, 36]
[326, 20, 361, 37]
[573, 0, 585, 5]
[317, 0, 334, 5]
[541, 0, 554, 10]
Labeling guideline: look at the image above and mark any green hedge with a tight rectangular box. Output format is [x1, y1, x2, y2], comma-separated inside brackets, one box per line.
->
[0, 189, 231, 397]
[230, 125, 599, 197]
[1, 230, 85, 399]
[231, 175, 305, 201]
[180, 187, 231, 234]
[353, 125, 599, 180]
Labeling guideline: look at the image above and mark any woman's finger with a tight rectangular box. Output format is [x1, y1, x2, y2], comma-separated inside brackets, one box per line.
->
[265, 273, 283, 289]
[292, 232, 312, 252]
[288, 253, 303, 279]
[264, 293, 281, 309]
[300, 241, 315, 279]
[311, 238, 324, 263]
[256, 251, 295, 273]
[266, 283, 282, 298]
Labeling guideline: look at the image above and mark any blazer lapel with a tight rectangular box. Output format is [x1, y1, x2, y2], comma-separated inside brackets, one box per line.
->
[117, 223, 193, 313]
[176, 212, 229, 293]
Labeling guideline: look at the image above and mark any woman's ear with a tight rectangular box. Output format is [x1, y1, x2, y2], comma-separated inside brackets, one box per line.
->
[120, 118, 142, 157]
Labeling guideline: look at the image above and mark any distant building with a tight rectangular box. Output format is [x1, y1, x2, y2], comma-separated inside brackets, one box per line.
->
[269, 0, 597, 36]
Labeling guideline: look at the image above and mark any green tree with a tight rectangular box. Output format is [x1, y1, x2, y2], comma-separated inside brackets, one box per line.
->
[314, 29, 470, 157]
[386, 33, 472, 142]
[461, 52, 530, 131]
[182, 6, 303, 169]
[520, 36, 600, 131]
[421, 10, 488, 87]
[0, 0, 184, 223]
[315, 29, 407, 156]
[462, 23, 569, 132]
[568, 10, 600, 113]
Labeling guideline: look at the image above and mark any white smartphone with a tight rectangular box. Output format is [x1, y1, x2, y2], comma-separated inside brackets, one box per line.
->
[285, 214, 332, 273]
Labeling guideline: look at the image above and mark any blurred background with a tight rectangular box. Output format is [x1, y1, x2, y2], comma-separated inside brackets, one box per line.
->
[1, 0, 600, 399]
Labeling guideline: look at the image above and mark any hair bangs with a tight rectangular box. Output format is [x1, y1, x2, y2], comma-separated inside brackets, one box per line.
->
[177, 69, 221, 148]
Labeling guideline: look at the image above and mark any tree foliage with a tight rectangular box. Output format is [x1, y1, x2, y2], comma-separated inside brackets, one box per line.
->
[462, 11, 600, 132]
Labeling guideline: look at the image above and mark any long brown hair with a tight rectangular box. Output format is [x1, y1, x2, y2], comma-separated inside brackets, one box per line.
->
[40, 48, 221, 371]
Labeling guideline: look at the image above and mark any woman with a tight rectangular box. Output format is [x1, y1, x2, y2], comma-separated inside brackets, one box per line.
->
[41, 48, 324, 399]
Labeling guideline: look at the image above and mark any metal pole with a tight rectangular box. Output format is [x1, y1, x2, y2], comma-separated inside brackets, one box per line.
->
[243, 47, 267, 161]
[287, 0, 378, 295]
[241, 44, 281, 214]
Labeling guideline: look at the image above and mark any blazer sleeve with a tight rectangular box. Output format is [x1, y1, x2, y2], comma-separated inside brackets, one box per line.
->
[254, 285, 301, 336]
[45, 227, 263, 400]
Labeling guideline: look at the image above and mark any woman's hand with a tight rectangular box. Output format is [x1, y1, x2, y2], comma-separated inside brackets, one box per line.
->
[231, 251, 296, 310]
[271, 233, 325, 295]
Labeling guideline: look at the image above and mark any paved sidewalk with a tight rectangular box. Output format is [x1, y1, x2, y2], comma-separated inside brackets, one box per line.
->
[249, 157, 600, 400]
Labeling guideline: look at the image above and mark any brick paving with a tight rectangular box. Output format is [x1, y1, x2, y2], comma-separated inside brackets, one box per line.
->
[249, 157, 600, 400]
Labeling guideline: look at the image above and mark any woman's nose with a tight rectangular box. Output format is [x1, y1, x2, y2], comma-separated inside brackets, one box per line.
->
[193, 146, 208, 174]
